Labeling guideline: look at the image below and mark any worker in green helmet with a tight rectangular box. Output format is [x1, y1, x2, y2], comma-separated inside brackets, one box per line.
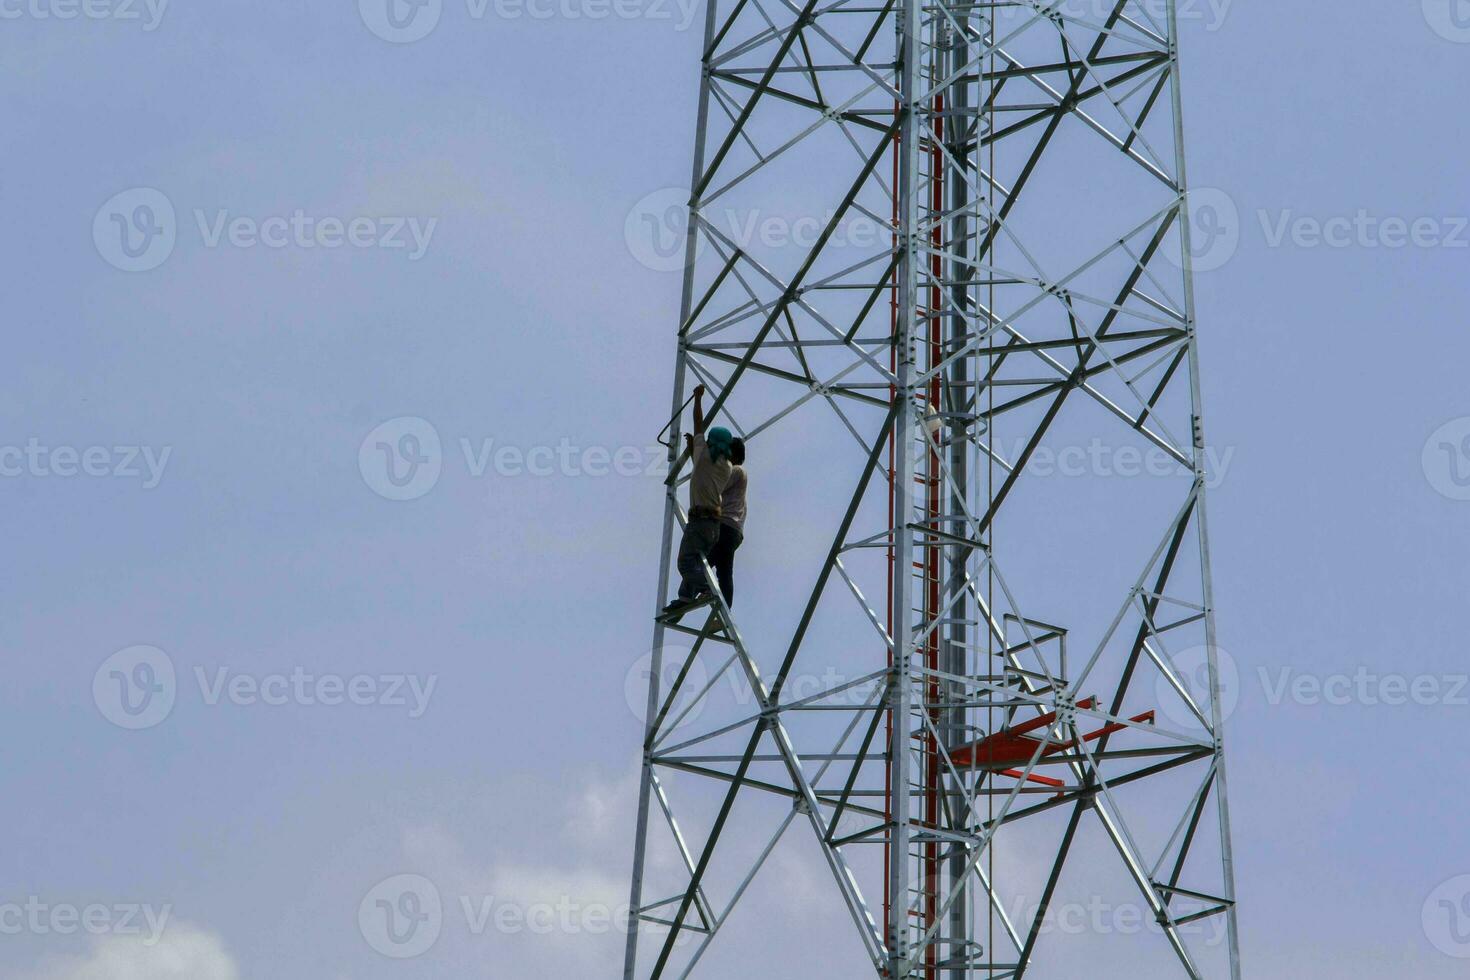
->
[662, 385, 733, 618]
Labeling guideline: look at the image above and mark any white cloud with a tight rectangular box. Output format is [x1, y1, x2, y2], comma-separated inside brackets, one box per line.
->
[483, 863, 627, 916]
[23, 924, 238, 980]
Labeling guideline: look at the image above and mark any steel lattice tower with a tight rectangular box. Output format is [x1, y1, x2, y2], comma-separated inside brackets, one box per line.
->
[625, 1, 1240, 976]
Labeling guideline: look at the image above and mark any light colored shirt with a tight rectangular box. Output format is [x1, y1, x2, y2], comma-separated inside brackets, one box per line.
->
[720, 465, 747, 532]
[689, 433, 731, 516]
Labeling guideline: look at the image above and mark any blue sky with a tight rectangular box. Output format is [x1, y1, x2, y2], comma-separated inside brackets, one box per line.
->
[3, 1, 1470, 977]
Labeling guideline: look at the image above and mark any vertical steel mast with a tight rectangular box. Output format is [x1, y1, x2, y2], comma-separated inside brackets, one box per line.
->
[625, 2, 1240, 977]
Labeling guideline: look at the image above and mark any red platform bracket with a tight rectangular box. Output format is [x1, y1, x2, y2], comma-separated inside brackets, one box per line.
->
[948, 698, 1157, 793]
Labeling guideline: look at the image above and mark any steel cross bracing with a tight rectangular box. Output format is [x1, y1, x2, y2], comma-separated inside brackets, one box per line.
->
[625, 1, 1240, 977]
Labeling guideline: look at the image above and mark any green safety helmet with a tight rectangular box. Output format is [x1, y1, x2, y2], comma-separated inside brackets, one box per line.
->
[705, 427, 735, 461]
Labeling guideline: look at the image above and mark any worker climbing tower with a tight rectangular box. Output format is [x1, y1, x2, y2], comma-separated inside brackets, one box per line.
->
[625, 1, 1241, 977]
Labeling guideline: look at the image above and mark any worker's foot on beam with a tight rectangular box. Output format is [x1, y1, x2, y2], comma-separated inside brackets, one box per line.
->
[658, 594, 711, 621]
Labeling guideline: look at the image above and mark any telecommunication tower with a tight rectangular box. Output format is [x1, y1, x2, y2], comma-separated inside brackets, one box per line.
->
[625, 1, 1241, 976]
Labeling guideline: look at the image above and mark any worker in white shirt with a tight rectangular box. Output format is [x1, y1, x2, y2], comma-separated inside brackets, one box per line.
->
[661, 386, 734, 617]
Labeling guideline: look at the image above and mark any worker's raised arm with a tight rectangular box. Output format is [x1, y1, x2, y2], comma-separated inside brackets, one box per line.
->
[691, 384, 708, 434]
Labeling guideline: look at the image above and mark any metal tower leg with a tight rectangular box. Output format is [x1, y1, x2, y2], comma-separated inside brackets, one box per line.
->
[623, 0, 722, 973]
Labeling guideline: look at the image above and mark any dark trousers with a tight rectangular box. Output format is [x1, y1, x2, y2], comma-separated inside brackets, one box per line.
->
[676, 517, 722, 600]
[710, 523, 744, 606]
